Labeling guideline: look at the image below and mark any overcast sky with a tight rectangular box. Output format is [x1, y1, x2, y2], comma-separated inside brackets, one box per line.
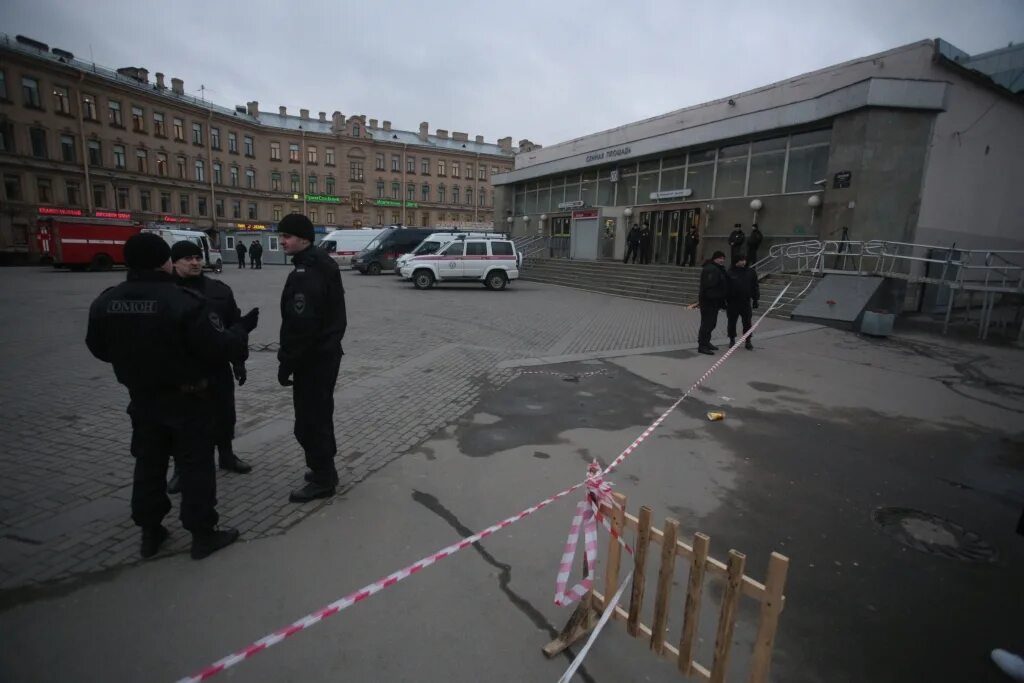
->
[2, 0, 1022, 145]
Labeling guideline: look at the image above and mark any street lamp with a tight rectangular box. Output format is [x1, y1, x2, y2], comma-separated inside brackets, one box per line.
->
[506, 215, 514, 235]
[750, 198, 763, 224]
[807, 194, 822, 231]
[539, 213, 547, 236]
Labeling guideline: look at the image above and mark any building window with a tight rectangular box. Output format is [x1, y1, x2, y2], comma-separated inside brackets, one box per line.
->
[155, 152, 167, 176]
[195, 159, 205, 182]
[491, 166, 498, 177]
[112, 144, 126, 169]
[392, 211, 400, 224]
[117, 187, 130, 210]
[198, 196, 208, 216]
[290, 173, 300, 193]
[136, 148, 148, 173]
[466, 188, 473, 206]
[270, 141, 281, 160]
[325, 148, 335, 166]
[376, 180, 385, 198]
[375, 153, 384, 171]
[173, 117, 184, 141]
[176, 155, 187, 178]
[60, 134, 76, 162]
[82, 94, 97, 121]
[232, 199, 241, 219]
[325, 176, 335, 195]
[309, 208, 317, 223]
[248, 202, 257, 220]
[407, 156, 416, 173]
[160, 192, 171, 213]
[350, 161, 364, 181]
[244, 136, 254, 157]
[139, 189, 150, 211]
[66, 181, 80, 206]
[452, 162, 460, 178]
[273, 205, 282, 221]
[307, 145, 317, 164]
[93, 185, 107, 209]
[352, 123, 360, 137]
[422, 158, 430, 175]
[180, 194, 190, 215]
[289, 143, 299, 162]
[466, 164, 473, 180]
[215, 198, 224, 217]
[747, 137, 787, 196]
[3, 173, 22, 201]
[108, 101, 123, 127]
[153, 111, 165, 136]
[452, 186, 460, 204]
[246, 168, 256, 189]
[271, 172, 281, 191]
[29, 128, 47, 159]
[308, 175, 317, 193]
[0, 70, 6, 100]
[407, 183, 415, 201]
[88, 140, 102, 167]
[192, 122, 203, 145]
[479, 189, 486, 206]
[438, 160, 446, 176]
[269, 235, 280, 251]
[391, 181, 400, 200]
[230, 166, 239, 186]
[36, 177, 53, 203]
[228, 132, 237, 153]
[53, 86, 70, 114]
[351, 191, 364, 212]
[326, 210, 335, 223]
[211, 127, 221, 150]
[391, 155, 400, 172]
[714, 144, 748, 198]
[422, 183, 430, 201]
[785, 129, 831, 193]
[22, 76, 41, 108]
[0, 121, 12, 153]
[376, 210, 385, 225]
[422, 212, 430, 227]
[438, 185, 446, 203]
[478, 166, 486, 181]
[131, 105, 144, 132]
[214, 162, 222, 184]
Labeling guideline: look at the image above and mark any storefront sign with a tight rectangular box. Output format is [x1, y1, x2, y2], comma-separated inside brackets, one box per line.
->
[558, 200, 585, 209]
[304, 194, 342, 204]
[160, 215, 190, 223]
[95, 211, 132, 220]
[585, 146, 632, 164]
[233, 222, 269, 231]
[649, 189, 692, 201]
[38, 207, 84, 217]
[374, 199, 419, 208]
[833, 171, 852, 189]
[572, 210, 599, 220]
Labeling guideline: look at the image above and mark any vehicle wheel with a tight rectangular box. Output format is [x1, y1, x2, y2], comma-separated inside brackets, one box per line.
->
[90, 253, 113, 272]
[483, 280, 493, 289]
[368, 262, 382, 276]
[486, 270, 508, 291]
[215, 260, 223, 273]
[413, 269, 435, 290]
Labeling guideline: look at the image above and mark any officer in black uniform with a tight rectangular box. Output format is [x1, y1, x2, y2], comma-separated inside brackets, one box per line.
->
[166, 240, 253, 496]
[276, 214, 348, 503]
[86, 233, 259, 559]
[697, 250, 729, 355]
[728, 224, 746, 266]
[682, 225, 700, 267]
[727, 254, 760, 350]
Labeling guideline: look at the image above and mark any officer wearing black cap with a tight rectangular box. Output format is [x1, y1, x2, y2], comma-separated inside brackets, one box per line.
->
[86, 232, 260, 560]
[697, 250, 729, 355]
[165, 240, 253, 497]
[276, 213, 347, 503]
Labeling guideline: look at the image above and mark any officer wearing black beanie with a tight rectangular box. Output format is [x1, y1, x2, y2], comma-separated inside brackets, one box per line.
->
[277, 214, 348, 502]
[86, 232, 260, 560]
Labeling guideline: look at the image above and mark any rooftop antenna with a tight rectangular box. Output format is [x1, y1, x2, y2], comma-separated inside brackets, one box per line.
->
[196, 84, 213, 102]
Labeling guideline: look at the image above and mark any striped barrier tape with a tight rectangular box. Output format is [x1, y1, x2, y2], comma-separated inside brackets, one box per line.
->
[553, 462, 614, 607]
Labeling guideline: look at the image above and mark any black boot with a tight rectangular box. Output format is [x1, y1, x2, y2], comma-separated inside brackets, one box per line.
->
[745, 338, 754, 350]
[697, 346, 715, 355]
[190, 528, 240, 560]
[219, 455, 252, 474]
[290, 480, 336, 503]
[140, 525, 169, 559]
[167, 471, 182, 494]
[729, 337, 736, 348]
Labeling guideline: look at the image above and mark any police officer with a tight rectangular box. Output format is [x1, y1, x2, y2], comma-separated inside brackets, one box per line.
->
[276, 214, 348, 503]
[727, 254, 759, 350]
[697, 250, 729, 355]
[86, 233, 259, 560]
[747, 223, 764, 265]
[639, 223, 652, 264]
[166, 240, 253, 497]
[728, 223, 746, 266]
[623, 224, 641, 264]
[682, 224, 700, 267]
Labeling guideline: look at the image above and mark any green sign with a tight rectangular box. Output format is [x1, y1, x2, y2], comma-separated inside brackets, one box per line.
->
[304, 194, 341, 204]
[374, 199, 419, 208]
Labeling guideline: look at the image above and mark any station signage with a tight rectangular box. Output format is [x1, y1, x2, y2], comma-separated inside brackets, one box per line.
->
[374, 199, 419, 208]
[649, 189, 692, 201]
[38, 207, 84, 217]
[585, 145, 632, 164]
[295, 193, 342, 204]
[572, 210, 599, 220]
[233, 222, 269, 231]
[558, 200, 585, 209]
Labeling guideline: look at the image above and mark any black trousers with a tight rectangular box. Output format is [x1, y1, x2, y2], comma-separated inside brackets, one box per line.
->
[639, 245, 650, 264]
[293, 348, 342, 485]
[682, 245, 697, 267]
[129, 395, 218, 532]
[249, 255, 257, 268]
[727, 300, 753, 341]
[731, 247, 743, 266]
[747, 247, 759, 264]
[698, 299, 722, 348]
[209, 370, 236, 459]
[254, 254, 262, 269]
[237, 254, 246, 268]
[624, 243, 639, 263]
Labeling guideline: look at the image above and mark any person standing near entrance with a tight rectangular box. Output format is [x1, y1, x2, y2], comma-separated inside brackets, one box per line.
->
[235, 240, 247, 268]
[682, 225, 700, 267]
[726, 254, 759, 350]
[251, 240, 264, 269]
[747, 223, 763, 265]
[276, 214, 348, 503]
[728, 224, 745, 265]
[697, 251, 729, 355]
[639, 223, 652, 264]
[623, 224, 641, 264]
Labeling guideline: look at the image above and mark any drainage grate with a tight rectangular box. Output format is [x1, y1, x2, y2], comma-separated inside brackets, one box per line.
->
[873, 507, 997, 563]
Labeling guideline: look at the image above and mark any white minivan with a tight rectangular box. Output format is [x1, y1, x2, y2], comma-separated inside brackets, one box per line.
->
[394, 232, 497, 274]
[319, 228, 384, 267]
[143, 226, 223, 272]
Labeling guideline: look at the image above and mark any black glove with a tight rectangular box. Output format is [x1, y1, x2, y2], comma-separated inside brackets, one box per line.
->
[278, 365, 293, 387]
[233, 363, 247, 386]
[753, 301, 759, 310]
[239, 308, 259, 332]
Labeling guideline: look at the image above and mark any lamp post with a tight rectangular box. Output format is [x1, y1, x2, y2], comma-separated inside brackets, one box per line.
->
[807, 194, 821, 232]
[522, 215, 530, 235]
[539, 213, 546, 236]
[750, 198, 763, 225]
[506, 215, 514, 236]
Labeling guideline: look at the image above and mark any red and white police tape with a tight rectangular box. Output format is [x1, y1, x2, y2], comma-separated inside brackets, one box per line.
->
[175, 284, 789, 683]
[553, 462, 615, 607]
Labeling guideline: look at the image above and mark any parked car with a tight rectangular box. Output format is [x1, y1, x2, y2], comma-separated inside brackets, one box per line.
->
[394, 232, 498, 274]
[319, 228, 384, 267]
[352, 227, 439, 275]
[400, 235, 522, 290]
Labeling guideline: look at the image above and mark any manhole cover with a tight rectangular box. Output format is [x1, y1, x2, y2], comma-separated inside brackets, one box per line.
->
[873, 507, 997, 563]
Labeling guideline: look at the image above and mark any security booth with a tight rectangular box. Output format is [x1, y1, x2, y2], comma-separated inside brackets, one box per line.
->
[220, 222, 336, 266]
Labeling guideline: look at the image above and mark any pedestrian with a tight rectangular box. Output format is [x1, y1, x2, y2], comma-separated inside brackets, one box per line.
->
[276, 214, 348, 503]
[623, 224, 641, 264]
[747, 223, 763, 264]
[252, 240, 264, 269]
[166, 240, 253, 495]
[726, 254, 759, 350]
[728, 223, 745, 265]
[235, 240, 247, 268]
[85, 233, 259, 560]
[697, 250, 729, 355]
[639, 223, 652, 264]
[248, 240, 259, 269]
[682, 224, 700, 267]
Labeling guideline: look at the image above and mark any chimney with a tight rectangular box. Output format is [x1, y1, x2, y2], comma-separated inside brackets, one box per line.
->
[279, 105, 287, 116]
[137, 68, 149, 84]
[171, 77, 184, 95]
[419, 122, 429, 141]
[498, 136, 513, 152]
[436, 129, 448, 139]
[331, 111, 344, 131]
[383, 120, 391, 131]
[247, 101, 259, 117]
[300, 108, 309, 120]
[318, 111, 326, 122]
[155, 72, 165, 89]
[475, 135, 484, 144]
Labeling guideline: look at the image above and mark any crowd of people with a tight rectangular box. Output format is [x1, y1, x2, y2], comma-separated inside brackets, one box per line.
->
[235, 240, 264, 269]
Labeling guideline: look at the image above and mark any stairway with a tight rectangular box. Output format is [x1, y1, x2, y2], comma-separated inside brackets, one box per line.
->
[519, 258, 818, 318]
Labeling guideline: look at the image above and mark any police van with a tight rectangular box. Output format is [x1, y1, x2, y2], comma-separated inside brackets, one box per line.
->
[393, 232, 497, 274]
[319, 228, 384, 268]
[399, 235, 522, 290]
[143, 225, 223, 272]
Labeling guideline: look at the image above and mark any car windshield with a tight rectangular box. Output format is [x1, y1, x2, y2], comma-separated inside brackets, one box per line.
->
[415, 241, 441, 255]
[363, 235, 383, 251]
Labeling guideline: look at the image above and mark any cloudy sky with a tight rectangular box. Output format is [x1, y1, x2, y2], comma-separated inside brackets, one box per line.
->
[2, 0, 1022, 145]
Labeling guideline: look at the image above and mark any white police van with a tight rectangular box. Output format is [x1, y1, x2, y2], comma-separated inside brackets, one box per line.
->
[400, 235, 522, 290]
[394, 232, 496, 275]
[143, 225, 223, 272]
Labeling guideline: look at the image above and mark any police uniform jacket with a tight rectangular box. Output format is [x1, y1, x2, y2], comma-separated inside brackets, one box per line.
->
[179, 275, 247, 379]
[728, 229, 745, 248]
[699, 261, 729, 303]
[278, 244, 347, 372]
[727, 265, 760, 305]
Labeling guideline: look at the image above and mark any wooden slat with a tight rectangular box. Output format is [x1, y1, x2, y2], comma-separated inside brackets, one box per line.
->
[627, 506, 653, 638]
[601, 493, 627, 617]
[710, 550, 746, 683]
[749, 552, 790, 683]
[678, 532, 710, 675]
[650, 518, 679, 654]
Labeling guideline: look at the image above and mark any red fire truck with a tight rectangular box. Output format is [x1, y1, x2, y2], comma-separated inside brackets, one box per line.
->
[37, 215, 143, 271]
